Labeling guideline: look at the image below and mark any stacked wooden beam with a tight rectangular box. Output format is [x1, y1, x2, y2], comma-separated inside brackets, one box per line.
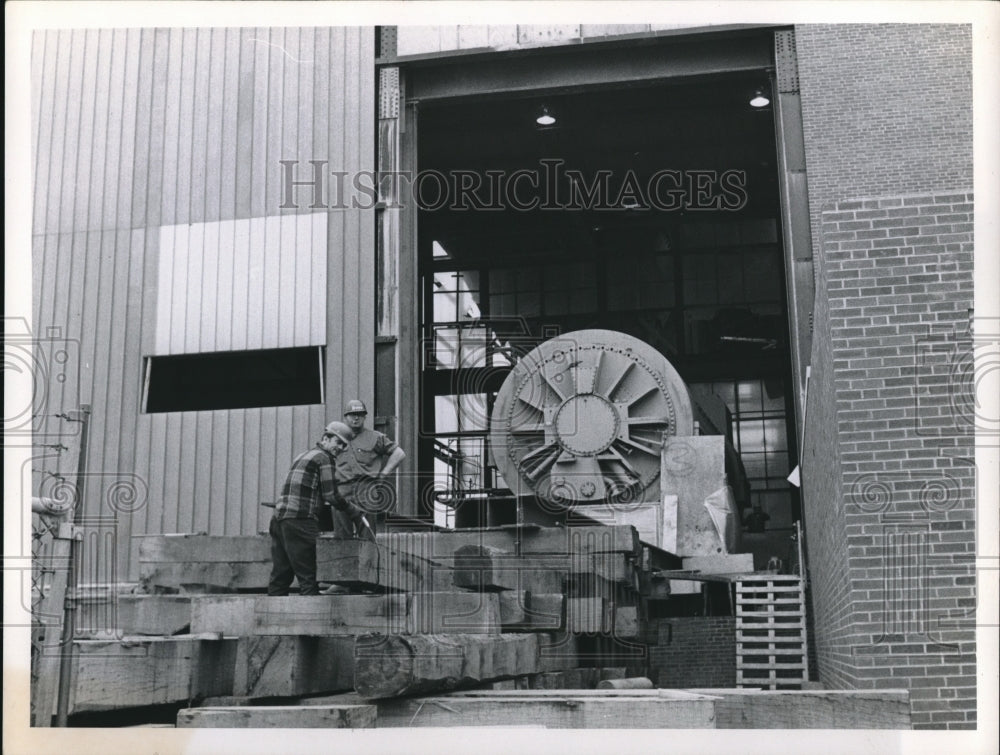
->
[67, 635, 236, 714]
[65, 525, 644, 720]
[173, 687, 913, 729]
[373, 689, 722, 728]
[136, 535, 439, 593]
[92, 528, 915, 730]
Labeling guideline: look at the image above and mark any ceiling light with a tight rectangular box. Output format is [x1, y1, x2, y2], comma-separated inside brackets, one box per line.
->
[750, 89, 770, 108]
[536, 105, 556, 126]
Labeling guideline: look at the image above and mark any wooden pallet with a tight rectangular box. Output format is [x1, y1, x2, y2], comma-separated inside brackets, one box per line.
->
[735, 575, 808, 690]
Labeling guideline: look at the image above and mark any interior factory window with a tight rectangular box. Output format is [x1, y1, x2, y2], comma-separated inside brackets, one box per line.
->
[429, 392, 503, 528]
[143, 346, 324, 413]
[692, 377, 794, 529]
[431, 269, 489, 370]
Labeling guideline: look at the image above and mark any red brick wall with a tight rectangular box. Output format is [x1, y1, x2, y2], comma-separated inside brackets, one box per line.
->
[650, 617, 736, 689]
[796, 26, 975, 730]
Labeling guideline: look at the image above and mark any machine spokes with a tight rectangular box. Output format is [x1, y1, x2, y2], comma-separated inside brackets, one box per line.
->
[491, 330, 694, 506]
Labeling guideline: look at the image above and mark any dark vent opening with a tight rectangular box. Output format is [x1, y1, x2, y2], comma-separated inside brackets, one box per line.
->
[144, 347, 323, 413]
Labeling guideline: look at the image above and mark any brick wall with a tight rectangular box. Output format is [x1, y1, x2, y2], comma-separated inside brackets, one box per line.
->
[796, 26, 975, 730]
[800, 226, 859, 690]
[796, 24, 973, 257]
[815, 194, 975, 729]
[649, 617, 736, 689]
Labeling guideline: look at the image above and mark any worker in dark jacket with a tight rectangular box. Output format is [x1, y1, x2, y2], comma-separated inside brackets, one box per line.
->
[268, 421, 373, 596]
[331, 399, 406, 539]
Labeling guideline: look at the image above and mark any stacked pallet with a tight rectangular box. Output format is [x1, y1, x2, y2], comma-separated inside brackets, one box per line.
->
[735, 574, 809, 690]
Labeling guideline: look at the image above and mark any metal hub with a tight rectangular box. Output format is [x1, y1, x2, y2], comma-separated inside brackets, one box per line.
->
[489, 329, 695, 506]
[554, 394, 619, 457]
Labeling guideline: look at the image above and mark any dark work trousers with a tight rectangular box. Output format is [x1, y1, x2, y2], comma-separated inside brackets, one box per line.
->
[268, 517, 319, 595]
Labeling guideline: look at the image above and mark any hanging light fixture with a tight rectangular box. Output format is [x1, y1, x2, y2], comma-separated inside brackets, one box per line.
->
[535, 105, 556, 126]
[749, 88, 770, 108]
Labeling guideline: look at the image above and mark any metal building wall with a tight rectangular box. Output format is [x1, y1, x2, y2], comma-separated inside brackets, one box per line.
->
[30, 27, 375, 580]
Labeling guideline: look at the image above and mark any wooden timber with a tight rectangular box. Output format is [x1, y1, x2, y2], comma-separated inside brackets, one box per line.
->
[537, 631, 581, 672]
[116, 595, 192, 635]
[315, 539, 381, 587]
[137, 534, 438, 593]
[452, 545, 634, 592]
[597, 677, 654, 689]
[528, 668, 626, 689]
[177, 703, 377, 728]
[498, 592, 564, 630]
[233, 636, 355, 698]
[613, 605, 640, 637]
[189, 593, 500, 636]
[353, 633, 541, 699]
[67, 636, 236, 714]
[640, 542, 684, 571]
[690, 689, 912, 729]
[406, 592, 501, 635]
[531, 670, 585, 689]
[381, 525, 640, 560]
[138, 534, 270, 592]
[198, 696, 255, 707]
[317, 537, 441, 592]
[190, 595, 257, 634]
[139, 562, 270, 593]
[254, 595, 408, 635]
[137, 534, 269, 562]
[374, 689, 720, 728]
[682, 553, 755, 574]
[562, 597, 638, 637]
[566, 597, 607, 633]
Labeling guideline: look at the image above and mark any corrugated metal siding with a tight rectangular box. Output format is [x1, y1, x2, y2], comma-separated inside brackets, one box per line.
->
[31, 27, 375, 580]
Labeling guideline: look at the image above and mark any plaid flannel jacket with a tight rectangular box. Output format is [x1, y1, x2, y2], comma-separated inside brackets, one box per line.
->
[274, 444, 361, 521]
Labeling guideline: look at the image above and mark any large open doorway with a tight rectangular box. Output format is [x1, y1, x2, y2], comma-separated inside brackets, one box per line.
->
[412, 72, 799, 541]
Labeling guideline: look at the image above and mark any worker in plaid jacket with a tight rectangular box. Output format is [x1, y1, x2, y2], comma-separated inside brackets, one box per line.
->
[268, 421, 374, 596]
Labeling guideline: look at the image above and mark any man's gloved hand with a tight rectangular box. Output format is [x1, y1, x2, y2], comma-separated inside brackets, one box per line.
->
[357, 515, 377, 542]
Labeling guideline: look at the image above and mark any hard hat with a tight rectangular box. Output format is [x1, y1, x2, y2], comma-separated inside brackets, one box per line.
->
[324, 421, 353, 445]
[344, 399, 368, 415]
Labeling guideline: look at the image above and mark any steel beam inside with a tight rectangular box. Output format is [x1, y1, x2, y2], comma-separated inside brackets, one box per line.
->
[407, 35, 774, 102]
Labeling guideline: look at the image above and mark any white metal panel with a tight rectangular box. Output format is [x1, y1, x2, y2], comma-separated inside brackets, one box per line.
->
[154, 213, 328, 354]
[261, 215, 281, 350]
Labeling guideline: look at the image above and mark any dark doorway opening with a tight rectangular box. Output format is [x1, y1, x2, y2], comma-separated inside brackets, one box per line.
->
[416, 74, 799, 534]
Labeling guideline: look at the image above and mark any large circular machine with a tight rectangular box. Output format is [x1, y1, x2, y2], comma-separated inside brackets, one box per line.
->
[489, 329, 695, 506]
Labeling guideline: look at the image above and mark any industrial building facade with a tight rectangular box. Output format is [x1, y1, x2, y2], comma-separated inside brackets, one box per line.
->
[27, 23, 975, 728]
